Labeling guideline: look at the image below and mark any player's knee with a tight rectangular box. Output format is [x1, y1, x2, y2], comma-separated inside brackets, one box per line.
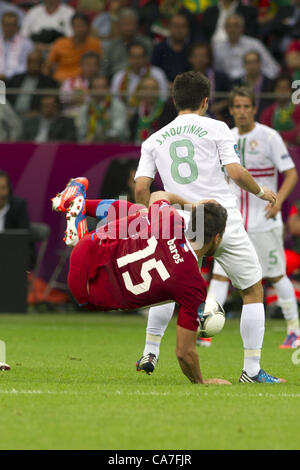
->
[240, 280, 263, 303]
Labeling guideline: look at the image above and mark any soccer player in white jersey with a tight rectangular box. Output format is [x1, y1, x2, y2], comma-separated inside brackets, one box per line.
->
[134, 71, 283, 383]
[209, 86, 299, 349]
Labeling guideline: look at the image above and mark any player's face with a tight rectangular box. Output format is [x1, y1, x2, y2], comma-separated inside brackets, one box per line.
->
[230, 96, 256, 130]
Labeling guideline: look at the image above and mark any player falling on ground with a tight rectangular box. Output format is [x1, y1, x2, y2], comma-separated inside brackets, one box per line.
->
[134, 71, 283, 384]
[52, 177, 233, 385]
[208, 86, 299, 349]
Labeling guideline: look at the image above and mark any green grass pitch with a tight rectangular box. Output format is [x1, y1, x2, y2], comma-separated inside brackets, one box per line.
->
[0, 312, 300, 450]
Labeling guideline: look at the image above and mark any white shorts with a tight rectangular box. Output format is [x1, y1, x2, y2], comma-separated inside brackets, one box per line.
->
[248, 227, 286, 278]
[212, 208, 262, 291]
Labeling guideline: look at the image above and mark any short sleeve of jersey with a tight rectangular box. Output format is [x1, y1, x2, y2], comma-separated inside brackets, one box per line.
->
[216, 121, 241, 166]
[135, 140, 157, 180]
[267, 131, 295, 173]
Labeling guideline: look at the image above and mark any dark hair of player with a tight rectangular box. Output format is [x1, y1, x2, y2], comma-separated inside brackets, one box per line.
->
[172, 71, 211, 111]
[228, 85, 256, 108]
[190, 202, 228, 244]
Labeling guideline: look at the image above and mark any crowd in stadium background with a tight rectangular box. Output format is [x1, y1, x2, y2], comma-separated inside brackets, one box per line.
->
[0, 0, 299, 145]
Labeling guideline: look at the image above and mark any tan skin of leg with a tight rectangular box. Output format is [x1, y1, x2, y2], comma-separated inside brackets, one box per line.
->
[211, 275, 284, 300]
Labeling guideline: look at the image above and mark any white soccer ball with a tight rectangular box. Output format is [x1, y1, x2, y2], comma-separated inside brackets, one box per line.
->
[198, 297, 226, 338]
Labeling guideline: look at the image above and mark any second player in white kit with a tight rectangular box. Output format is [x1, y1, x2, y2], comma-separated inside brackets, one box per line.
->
[210, 87, 299, 348]
[134, 71, 285, 383]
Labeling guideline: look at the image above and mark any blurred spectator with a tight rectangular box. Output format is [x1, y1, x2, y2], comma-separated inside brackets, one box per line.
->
[100, 158, 139, 202]
[129, 76, 165, 144]
[136, 0, 201, 43]
[271, 0, 300, 61]
[260, 74, 300, 147]
[0, 12, 33, 80]
[111, 41, 168, 112]
[46, 12, 102, 82]
[21, 0, 75, 46]
[0, 0, 24, 28]
[102, 7, 152, 80]
[234, 50, 274, 117]
[285, 39, 300, 81]
[286, 201, 300, 277]
[213, 13, 280, 80]
[78, 75, 128, 142]
[151, 13, 191, 84]
[7, 49, 58, 116]
[202, 0, 258, 44]
[91, 0, 124, 52]
[60, 51, 101, 122]
[0, 101, 22, 141]
[21, 94, 77, 141]
[0, 170, 35, 269]
[188, 42, 231, 120]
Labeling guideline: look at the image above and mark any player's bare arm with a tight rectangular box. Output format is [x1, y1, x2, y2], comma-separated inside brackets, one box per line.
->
[225, 162, 277, 206]
[288, 211, 300, 236]
[176, 325, 231, 385]
[135, 176, 153, 207]
[265, 168, 298, 219]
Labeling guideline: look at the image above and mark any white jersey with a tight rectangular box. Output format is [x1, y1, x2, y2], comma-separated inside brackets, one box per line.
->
[230, 122, 295, 233]
[135, 113, 240, 209]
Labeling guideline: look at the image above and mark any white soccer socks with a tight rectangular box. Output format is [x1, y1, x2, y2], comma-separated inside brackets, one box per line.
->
[207, 278, 229, 307]
[143, 303, 175, 358]
[273, 276, 300, 335]
[240, 303, 265, 377]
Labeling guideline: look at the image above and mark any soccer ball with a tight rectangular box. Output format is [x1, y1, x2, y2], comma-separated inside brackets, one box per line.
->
[198, 297, 226, 338]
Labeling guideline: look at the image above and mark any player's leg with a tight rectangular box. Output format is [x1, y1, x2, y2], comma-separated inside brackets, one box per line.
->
[208, 261, 230, 306]
[249, 228, 300, 348]
[52, 177, 144, 246]
[51, 177, 89, 245]
[86, 199, 144, 223]
[136, 302, 175, 374]
[215, 209, 286, 383]
[271, 274, 300, 348]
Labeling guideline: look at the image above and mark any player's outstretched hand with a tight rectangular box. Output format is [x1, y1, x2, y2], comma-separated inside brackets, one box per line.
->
[204, 378, 231, 385]
[259, 186, 277, 207]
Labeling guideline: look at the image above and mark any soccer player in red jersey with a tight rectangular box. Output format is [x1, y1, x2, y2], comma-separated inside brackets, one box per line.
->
[52, 178, 230, 385]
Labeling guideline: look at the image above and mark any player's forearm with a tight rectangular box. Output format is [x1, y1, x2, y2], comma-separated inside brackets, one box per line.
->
[226, 163, 261, 195]
[176, 325, 205, 384]
[277, 169, 298, 207]
[135, 177, 152, 206]
[177, 350, 205, 384]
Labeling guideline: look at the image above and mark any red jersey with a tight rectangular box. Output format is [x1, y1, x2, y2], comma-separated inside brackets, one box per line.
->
[68, 200, 206, 331]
